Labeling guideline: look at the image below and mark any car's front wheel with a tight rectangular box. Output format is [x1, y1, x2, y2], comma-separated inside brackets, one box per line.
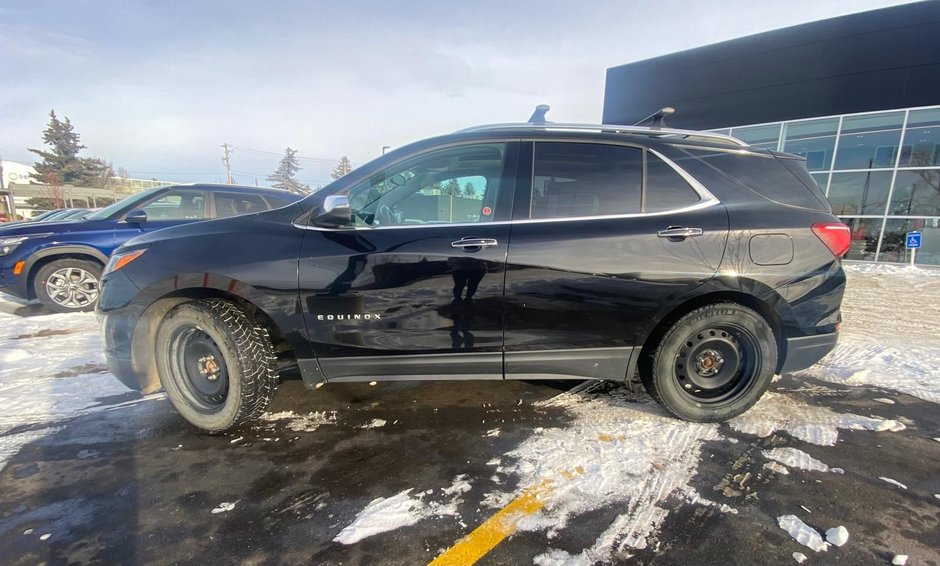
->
[155, 298, 279, 432]
[34, 258, 103, 313]
[641, 303, 777, 422]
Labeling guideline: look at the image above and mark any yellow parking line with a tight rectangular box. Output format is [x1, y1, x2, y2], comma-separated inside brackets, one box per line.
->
[428, 478, 554, 566]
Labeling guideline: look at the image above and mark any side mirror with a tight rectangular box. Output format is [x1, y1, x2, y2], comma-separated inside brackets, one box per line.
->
[125, 210, 148, 224]
[314, 195, 351, 227]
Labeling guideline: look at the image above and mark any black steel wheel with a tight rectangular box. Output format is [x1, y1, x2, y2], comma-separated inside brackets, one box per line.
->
[155, 298, 279, 432]
[641, 303, 777, 422]
[166, 325, 231, 412]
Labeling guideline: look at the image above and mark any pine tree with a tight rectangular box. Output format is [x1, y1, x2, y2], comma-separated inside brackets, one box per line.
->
[267, 147, 310, 195]
[441, 178, 461, 196]
[463, 181, 476, 197]
[28, 110, 108, 188]
[330, 156, 353, 180]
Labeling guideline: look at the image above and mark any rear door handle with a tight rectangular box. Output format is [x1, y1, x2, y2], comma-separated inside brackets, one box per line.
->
[657, 226, 704, 240]
[451, 237, 498, 249]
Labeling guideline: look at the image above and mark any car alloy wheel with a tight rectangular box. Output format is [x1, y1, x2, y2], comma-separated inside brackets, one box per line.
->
[44, 267, 99, 310]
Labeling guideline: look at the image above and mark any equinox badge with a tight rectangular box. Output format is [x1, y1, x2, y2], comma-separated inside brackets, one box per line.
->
[317, 313, 382, 321]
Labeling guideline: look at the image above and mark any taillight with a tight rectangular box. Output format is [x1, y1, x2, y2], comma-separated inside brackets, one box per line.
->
[811, 222, 851, 257]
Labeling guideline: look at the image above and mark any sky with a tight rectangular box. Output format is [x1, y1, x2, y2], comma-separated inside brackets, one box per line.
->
[0, 0, 918, 187]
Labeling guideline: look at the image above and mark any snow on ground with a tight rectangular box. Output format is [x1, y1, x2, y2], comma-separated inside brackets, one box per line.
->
[0, 308, 134, 471]
[762, 447, 831, 473]
[728, 391, 901, 446]
[258, 410, 338, 432]
[777, 515, 828, 552]
[492, 385, 724, 565]
[333, 475, 472, 545]
[799, 263, 940, 403]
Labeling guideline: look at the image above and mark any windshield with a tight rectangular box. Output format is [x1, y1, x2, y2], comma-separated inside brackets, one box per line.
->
[85, 187, 166, 220]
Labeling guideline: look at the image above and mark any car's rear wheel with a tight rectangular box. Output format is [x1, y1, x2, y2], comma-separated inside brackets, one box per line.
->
[641, 303, 776, 422]
[155, 298, 278, 432]
[34, 258, 102, 313]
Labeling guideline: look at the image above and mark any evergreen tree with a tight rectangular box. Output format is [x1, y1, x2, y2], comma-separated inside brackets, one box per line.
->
[442, 178, 461, 196]
[463, 181, 476, 197]
[330, 156, 353, 180]
[28, 110, 108, 187]
[267, 147, 310, 194]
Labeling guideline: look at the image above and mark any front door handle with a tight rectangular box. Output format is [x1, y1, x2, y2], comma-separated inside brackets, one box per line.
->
[657, 226, 704, 240]
[451, 237, 498, 249]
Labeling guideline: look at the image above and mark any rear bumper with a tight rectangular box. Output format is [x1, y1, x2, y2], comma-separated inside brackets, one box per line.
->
[780, 332, 838, 374]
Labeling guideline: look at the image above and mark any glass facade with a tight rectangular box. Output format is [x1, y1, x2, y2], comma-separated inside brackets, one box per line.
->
[714, 105, 940, 266]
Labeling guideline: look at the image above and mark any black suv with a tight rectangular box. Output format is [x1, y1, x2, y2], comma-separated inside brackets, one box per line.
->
[99, 120, 848, 431]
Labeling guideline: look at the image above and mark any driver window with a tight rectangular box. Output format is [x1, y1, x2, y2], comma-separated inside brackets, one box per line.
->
[346, 143, 505, 227]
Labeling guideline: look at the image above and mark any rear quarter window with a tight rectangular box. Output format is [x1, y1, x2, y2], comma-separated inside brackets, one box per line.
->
[684, 149, 830, 211]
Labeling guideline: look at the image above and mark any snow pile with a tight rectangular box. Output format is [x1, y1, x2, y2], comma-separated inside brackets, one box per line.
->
[729, 392, 901, 446]
[333, 489, 427, 544]
[334, 474, 471, 544]
[777, 515, 828, 552]
[762, 447, 831, 473]
[843, 262, 940, 277]
[799, 263, 940, 403]
[892, 554, 909, 565]
[792, 551, 807, 563]
[825, 525, 849, 546]
[801, 344, 940, 404]
[487, 384, 721, 564]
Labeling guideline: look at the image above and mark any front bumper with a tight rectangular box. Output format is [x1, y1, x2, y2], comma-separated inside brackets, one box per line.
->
[780, 332, 838, 374]
[0, 260, 31, 300]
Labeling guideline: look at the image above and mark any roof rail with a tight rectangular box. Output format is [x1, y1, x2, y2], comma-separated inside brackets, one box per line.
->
[455, 122, 748, 147]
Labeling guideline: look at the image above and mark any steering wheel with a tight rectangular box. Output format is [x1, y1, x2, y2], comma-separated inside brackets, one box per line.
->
[376, 204, 396, 226]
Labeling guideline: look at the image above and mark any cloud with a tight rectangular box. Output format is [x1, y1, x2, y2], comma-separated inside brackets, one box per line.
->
[0, 0, 916, 185]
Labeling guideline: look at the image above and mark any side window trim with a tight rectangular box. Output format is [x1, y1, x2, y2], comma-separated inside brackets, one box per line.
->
[641, 148, 649, 212]
[293, 143, 718, 231]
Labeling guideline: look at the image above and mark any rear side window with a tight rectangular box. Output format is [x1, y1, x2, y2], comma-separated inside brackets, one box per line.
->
[214, 192, 268, 218]
[140, 189, 206, 220]
[532, 143, 642, 219]
[646, 155, 701, 212]
[263, 194, 295, 209]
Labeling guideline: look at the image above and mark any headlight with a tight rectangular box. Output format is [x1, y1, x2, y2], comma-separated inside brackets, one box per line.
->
[0, 235, 46, 257]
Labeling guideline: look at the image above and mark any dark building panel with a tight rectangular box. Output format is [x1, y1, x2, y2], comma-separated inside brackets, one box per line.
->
[603, 1, 940, 129]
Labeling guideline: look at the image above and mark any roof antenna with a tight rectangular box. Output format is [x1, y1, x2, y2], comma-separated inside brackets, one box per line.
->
[633, 106, 675, 128]
[528, 104, 551, 124]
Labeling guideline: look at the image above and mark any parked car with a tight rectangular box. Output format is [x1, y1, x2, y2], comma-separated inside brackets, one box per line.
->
[56, 208, 93, 221]
[0, 184, 301, 312]
[99, 118, 848, 431]
[0, 210, 48, 227]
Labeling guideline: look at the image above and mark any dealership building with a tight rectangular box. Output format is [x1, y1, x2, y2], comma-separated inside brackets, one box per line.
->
[603, 1, 940, 265]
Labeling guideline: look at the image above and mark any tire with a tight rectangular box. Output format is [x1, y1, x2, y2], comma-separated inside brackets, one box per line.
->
[641, 303, 777, 423]
[155, 298, 278, 432]
[34, 258, 103, 313]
